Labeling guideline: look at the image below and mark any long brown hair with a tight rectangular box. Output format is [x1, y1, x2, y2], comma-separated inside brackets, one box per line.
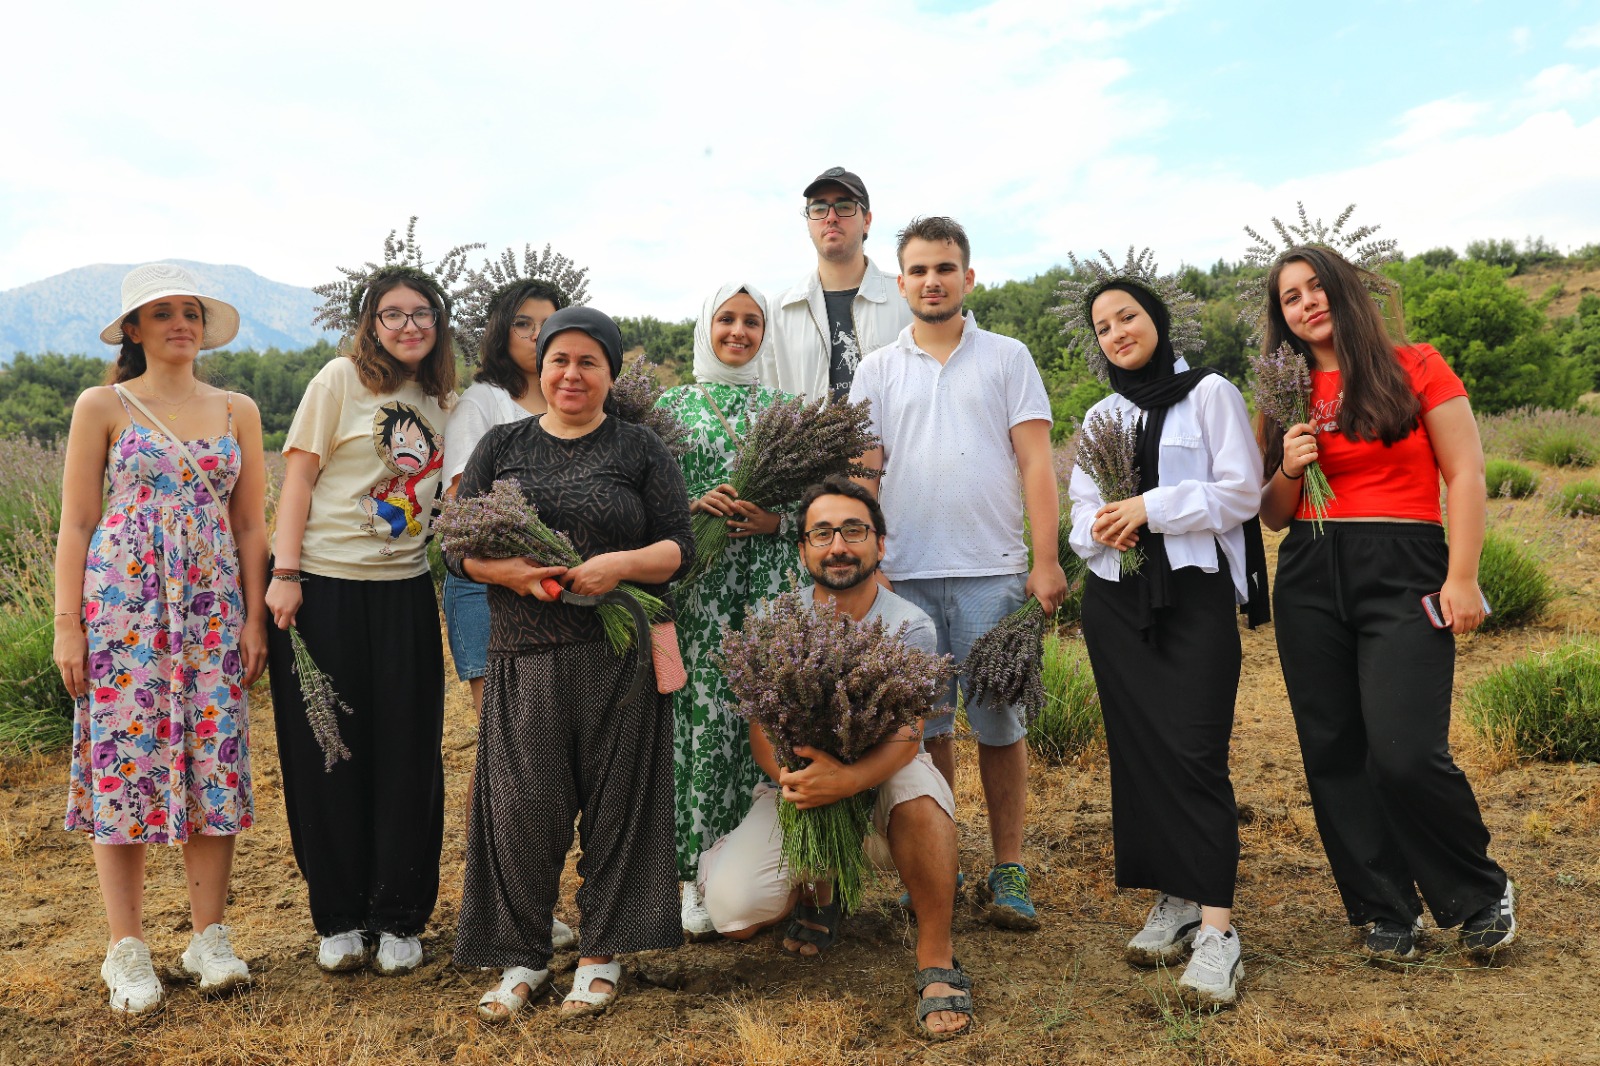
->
[474, 279, 570, 399]
[347, 268, 457, 404]
[103, 304, 209, 384]
[1257, 244, 1419, 476]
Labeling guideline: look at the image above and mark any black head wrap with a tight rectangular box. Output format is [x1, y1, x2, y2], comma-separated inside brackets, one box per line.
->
[536, 306, 623, 379]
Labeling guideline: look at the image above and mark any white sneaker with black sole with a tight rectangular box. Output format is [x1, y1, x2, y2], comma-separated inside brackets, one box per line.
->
[1125, 894, 1202, 966]
[102, 937, 164, 1015]
[1177, 925, 1242, 1008]
[180, 923, 251, 994]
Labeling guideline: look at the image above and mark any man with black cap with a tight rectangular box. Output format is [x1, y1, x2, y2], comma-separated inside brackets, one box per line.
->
[761, 167, 913, 401]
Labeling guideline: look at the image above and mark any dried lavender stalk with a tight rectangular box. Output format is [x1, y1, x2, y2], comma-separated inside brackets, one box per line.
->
[1249, 342, 1336, 532]
[965, 598, 1048, 723]
[612, 358, 691, 457]
[1076, 408, 1146, 574]
[289, 627, 352, 772]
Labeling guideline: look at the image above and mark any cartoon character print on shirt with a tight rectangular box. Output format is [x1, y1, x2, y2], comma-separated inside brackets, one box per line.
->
[359, 401, 443, 557]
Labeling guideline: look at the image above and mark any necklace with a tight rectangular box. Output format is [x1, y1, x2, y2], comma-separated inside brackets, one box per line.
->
[138, 381, 200, 422]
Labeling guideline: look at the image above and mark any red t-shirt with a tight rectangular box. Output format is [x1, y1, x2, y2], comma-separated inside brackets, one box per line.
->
[1299, 343, 1468, 523]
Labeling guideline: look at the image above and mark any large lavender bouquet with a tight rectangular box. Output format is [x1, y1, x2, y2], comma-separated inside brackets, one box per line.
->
[611, 357, 691, 458]
[717, 587, 956, 913]
[289, 628, 353, 772]
[686, 395, 879, 585]
[965, 598, 1048, 724]
[1076, 408, 1145, 574]
[1250, 342, 1335, 532]
[434, 478, 666, 655]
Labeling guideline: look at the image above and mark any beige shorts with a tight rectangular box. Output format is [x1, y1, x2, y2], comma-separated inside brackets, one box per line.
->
[697, 753, 956, 934]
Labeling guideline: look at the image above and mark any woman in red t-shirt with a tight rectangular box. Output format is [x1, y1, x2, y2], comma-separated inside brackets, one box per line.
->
[1256, 244, 1516, 965]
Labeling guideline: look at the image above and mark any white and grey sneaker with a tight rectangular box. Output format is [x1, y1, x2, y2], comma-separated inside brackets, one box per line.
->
[102, 937, 163, 1015]
[317, 929, 368, 973]
[552, 917, 577, 952]
[373, 932, 423, 975]
[180, 923, 251, 994]
[1177, 925, 1242, 1008]
[681, 881, 719, 942]
[1125, 894, 1202, 966]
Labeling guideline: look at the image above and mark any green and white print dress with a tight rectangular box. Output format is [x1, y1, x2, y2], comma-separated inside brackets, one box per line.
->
[658, 381, 802, 881]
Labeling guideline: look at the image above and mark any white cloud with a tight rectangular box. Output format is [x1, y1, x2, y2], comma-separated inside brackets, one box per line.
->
[1384, 96, 1490, 149]
[1511, 26, 1532, 54]
[1523, 63, 1600, 107]
[1570, 22, 1600, 48]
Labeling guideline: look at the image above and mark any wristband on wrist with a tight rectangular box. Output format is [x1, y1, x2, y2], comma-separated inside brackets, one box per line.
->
[55, 610, 79, 617]
[1281, 465, 1304, 481]
[271, 568, 307, 583]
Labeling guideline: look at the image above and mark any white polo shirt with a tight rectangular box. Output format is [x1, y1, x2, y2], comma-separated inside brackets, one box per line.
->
[849, 313, 1053, 580]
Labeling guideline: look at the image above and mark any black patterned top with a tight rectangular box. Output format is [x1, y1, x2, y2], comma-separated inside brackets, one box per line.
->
[447, 414, 694, 652]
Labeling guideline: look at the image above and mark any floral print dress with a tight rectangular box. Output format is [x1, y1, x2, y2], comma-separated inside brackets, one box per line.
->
[657, 382, 803, 880]
[64, 394, 253, 844]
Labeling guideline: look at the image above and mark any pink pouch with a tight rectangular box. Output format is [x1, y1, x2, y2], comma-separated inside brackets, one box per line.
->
[651, 621, 687, 694]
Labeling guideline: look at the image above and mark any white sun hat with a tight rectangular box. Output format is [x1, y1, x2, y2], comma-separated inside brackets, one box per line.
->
[100, 263, 241, 349]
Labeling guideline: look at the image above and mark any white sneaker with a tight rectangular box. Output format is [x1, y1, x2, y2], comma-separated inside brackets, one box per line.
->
[317, 929, 368, 973]
[102, 937, 163, 1015]
[552, 917, 576, 952]
[1177, 925, 1242, 1008]
[373, 932, 423, 975]
[1125, 894, 1202, 966]
[681, 881, 718, 942]
[180, 923, 251, 994]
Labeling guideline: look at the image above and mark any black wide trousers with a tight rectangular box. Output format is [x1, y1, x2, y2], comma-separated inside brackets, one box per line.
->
[1274, 521, 1505, 928]
[1082, 562, 1242, 909]
[265, 571, 446, 937]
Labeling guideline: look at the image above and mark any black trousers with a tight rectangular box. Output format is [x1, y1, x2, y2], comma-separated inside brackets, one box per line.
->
[265, 570, 445, 937]
[1082, 562, 1242, 909]
[1274, 521, 1505, 928]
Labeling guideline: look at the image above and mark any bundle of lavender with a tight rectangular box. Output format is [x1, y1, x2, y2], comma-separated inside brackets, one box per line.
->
[289, 628, 353, 772]
[434, 478, 666, 654]
[717, 587, 955, 914]
[1250, 342, 1336, 532]
[610, 357, 691, 458]
[686, 394, 879, 585]
[1077, 408, 1146, 574]
[965, 598, 1049, 724]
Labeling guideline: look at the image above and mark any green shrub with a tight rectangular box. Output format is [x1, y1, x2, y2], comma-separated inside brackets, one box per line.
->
[1029, 633, 1102, 763]
[1484, 458, 1539, 499]
[1056, 524, 1087, 624]
[1476, 531, 1554, 630]
[1478, 407, 1600, 467]
[1552, 479, 1600, 517]
[0, 439, 63, 579]
[1465, 639, 1600, 762]
[1529, 428, 1596, 468]
[0, 511, 70, 755]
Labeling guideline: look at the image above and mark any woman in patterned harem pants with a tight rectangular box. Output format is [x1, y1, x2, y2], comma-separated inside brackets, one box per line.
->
[449, 307, 695, 1022]
[656, 282, 800, 940]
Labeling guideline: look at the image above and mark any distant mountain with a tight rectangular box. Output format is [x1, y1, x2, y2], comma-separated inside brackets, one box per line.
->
[0, 260, 337, 363]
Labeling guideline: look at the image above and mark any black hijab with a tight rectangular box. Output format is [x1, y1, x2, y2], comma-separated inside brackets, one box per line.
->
[1095, 284, 1269, 636]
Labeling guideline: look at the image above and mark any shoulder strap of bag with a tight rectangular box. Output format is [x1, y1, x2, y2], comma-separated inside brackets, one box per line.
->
[113, 384, 227, 510]
[696, 384, 741, 446]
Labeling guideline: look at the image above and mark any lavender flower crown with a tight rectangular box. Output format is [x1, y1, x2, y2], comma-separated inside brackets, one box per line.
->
[1238, 202, 1401, 342]
[454, 243, 593, 364]
[312, 217, 482, 341]
[1052, 247, 1204, 382]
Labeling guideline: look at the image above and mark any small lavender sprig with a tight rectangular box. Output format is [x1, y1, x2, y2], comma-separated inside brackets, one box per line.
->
[965, 598, 1048, 724]
[289, 628, 352, 772]
[1249, 342, 1336, 532]
[612, 358, 691, 457]
[1076, 409, 1146, 574]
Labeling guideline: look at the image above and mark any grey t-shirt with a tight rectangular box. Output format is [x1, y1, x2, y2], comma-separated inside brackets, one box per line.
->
[853, 586, 938, 657]
[824, 287, 861, 399]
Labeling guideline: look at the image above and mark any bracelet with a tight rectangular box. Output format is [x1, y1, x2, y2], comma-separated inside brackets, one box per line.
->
[271, 569, 307, 583]
[55, 610, 79, 617]
[1281, 465, 1304, 481]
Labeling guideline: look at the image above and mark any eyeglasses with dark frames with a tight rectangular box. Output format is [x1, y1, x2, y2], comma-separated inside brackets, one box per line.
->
[804, 199, 861, 220]
[802, 521, 875, 548]
[376, 307, 439, 331]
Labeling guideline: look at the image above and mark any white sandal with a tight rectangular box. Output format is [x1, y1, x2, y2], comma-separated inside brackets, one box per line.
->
[561, 961, 622, 1018]
[476, 965, 549, 1023]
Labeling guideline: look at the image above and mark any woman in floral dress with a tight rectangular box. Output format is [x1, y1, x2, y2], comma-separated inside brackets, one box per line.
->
[658, 282, 800, 939]
[54, 264, 269, 1014]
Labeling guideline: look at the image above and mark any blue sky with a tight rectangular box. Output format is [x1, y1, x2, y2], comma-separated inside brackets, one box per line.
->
[3, 0, 1597, 320]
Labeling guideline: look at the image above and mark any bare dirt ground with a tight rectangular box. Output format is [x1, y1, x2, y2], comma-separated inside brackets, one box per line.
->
[3, 469, 1599, 1066]
[1509, 265, 1600, 319]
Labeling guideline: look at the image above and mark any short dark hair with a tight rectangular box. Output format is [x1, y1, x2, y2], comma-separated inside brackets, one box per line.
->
[474, 279, 571, 399]
[795, 474, 886, 540]
[896, 215, 971, 269]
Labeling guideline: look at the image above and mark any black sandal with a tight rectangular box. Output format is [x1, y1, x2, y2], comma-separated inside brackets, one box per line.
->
[782, 898, 842, 956]
[914, 959, 974, 1042]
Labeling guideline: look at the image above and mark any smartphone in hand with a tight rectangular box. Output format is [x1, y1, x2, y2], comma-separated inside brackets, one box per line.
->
[1422, 590, 1492, 629]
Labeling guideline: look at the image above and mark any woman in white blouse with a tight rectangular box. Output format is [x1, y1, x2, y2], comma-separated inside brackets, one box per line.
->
[1066, 274, 1266, 1009]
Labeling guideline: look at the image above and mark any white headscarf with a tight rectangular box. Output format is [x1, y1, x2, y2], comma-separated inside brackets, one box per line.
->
[691, 282, 772, 386]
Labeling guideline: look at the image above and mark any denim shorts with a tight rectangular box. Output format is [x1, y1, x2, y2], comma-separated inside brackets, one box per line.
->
[892, 573, 1028, 746]
[442, 570, 490, 681]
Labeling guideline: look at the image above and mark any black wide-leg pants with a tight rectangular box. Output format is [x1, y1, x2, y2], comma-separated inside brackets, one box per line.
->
[1082, 561, 1242, 909]
[265, 570, 446, 937]
[1274, 521, 1506, 928]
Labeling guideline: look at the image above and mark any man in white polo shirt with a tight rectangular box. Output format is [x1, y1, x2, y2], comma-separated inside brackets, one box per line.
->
[850, 215, 1067, 931]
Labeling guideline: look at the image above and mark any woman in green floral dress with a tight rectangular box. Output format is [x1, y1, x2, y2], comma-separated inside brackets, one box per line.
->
[658, 282, 801, 939]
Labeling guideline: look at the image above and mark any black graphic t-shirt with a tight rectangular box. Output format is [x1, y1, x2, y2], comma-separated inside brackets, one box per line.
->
[448, 415, 694, 651]
[825, 288, 861, 399]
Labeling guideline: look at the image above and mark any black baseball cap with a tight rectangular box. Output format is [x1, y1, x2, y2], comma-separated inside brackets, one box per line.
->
[802, 167, 869, 210]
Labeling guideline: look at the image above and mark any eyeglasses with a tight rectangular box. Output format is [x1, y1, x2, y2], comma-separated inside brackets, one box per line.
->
[804, 199, 861, 220]
[376, 307, 439, 331]
[510, 316, 544, 340]
[802, 521, 875, 548]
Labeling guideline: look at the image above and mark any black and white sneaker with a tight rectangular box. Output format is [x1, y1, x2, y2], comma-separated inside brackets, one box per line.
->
[1363, 916, 1422, 965]
[1460, 880, 1516, 960]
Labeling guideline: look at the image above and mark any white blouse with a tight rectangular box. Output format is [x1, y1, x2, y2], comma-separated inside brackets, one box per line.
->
[1068, 363, 1261, 602]
[443, 382, 534, 485]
